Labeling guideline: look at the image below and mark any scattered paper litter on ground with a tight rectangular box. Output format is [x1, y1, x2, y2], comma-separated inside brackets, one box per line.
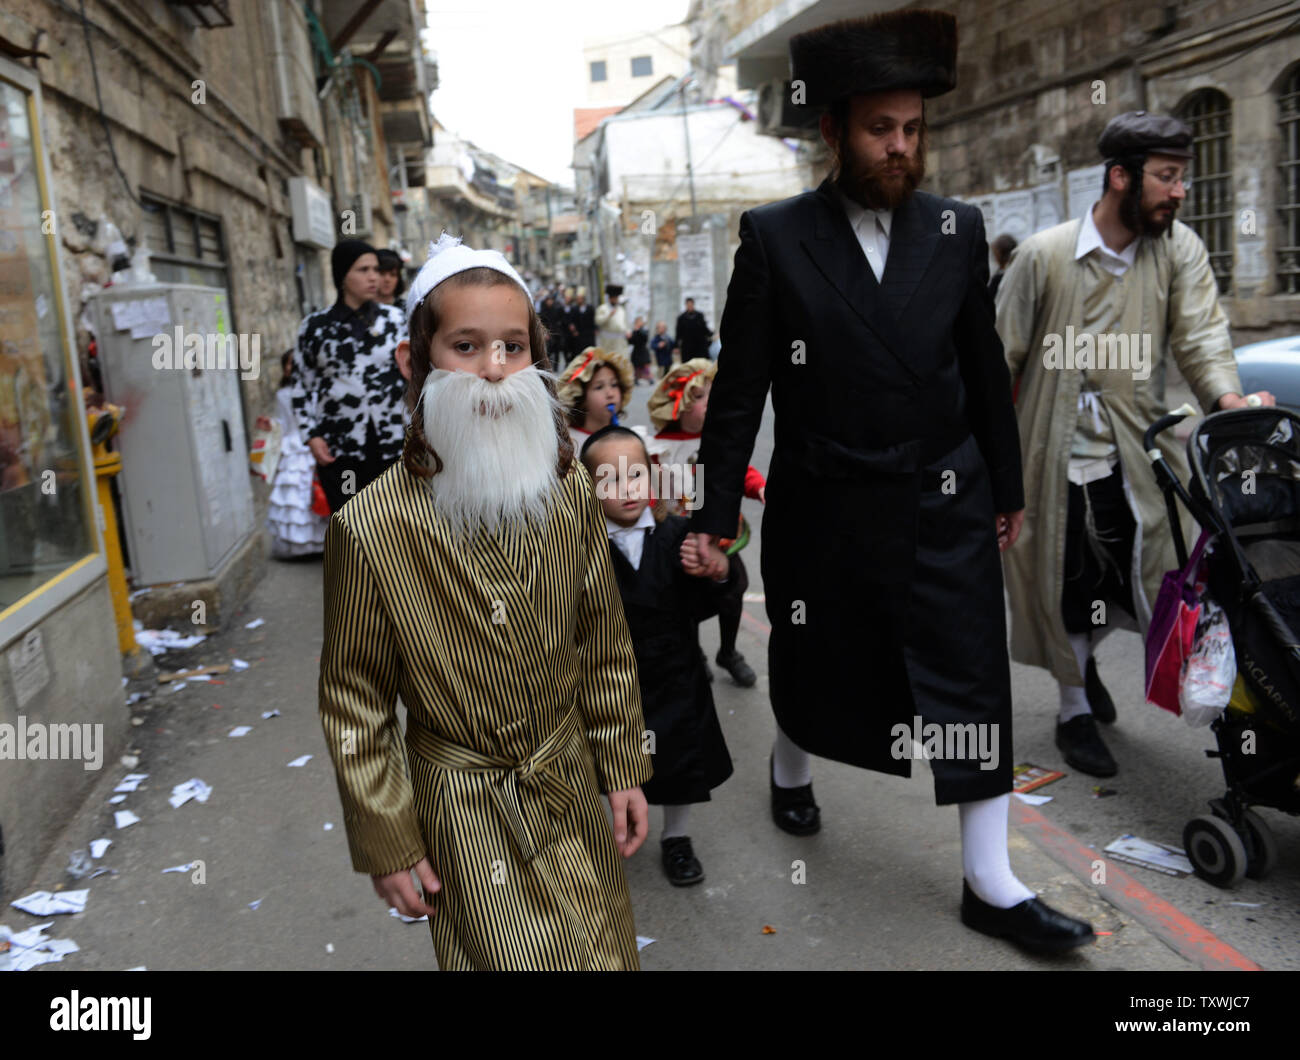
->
[287, 755, 312, 767]
[244, 618, 265, 629]
[636, 936, 655, 952]
[0, 922, 80, 971]
[125, 965, 146, 971]
[262, 709, 280, 719]
[228, 726, 252, 738]
[168, 682, 188, 692]
[108, 794, 127, 805]
[114, 810, 140, 830]
[114, 773, 148, 793]
[10, 890, 88, 916]
[89, 839, 111, 859]
[66, 850, 94, 880]
[169, 778, 212, 808]
[1103, 834, 1194, 877]
[134, 627, 207, 655]
[1013, 792, 1053, 806]
[326, 943, 334, 954]
[248, 899, 262, 911]
[389, 907, 428, 923]
[323, 823, 334, 831]
[125, 692, 149, 705]
[231, 658, 251, 671]
[1230, 901, 1262, 908]
[161, 863, 194, 874]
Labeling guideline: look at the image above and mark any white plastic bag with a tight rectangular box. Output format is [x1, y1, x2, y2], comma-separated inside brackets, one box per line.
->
[1179, 598, 1235, 726]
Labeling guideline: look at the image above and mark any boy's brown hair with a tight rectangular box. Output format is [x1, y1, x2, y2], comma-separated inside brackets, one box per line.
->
[401, 268, 574, 479]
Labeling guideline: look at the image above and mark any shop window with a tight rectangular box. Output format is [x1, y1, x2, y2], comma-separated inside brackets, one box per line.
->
[1278, 65, 1300, 295]
[1176, 88, 1234, 295]
[0, 72, 95, 611]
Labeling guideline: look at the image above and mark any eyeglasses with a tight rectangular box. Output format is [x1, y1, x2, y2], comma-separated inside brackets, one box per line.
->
[1143, 169, 1193, 190]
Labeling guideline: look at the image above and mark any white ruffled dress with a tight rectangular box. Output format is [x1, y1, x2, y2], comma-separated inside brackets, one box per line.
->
[267, 386, 327, 557]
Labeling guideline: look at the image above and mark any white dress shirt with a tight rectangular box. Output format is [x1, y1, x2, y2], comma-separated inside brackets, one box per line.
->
[1075, 201, 1138, 277]
[604, 507, 656, 571]
[836, 188, 893, 283]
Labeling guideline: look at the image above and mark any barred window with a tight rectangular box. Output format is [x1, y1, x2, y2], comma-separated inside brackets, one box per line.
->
[1177, 89, 1234, 295]
[139, 195, 228, 289]
[1279, 66, 1300, 295]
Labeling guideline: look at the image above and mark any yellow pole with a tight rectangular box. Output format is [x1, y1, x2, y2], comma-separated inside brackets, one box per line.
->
[88, 407, 141, 660]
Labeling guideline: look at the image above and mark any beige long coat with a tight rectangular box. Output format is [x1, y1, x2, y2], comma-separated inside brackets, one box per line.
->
[995, 216, 1242, 686]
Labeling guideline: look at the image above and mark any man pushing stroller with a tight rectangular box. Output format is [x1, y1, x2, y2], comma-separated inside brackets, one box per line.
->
[996, 110, 1274, 778]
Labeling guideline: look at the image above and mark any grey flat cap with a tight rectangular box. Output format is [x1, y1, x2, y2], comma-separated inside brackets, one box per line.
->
[1098, 111, 1195, 160]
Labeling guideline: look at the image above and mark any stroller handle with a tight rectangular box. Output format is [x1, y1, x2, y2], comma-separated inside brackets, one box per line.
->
[1143, 403, 1198, 458]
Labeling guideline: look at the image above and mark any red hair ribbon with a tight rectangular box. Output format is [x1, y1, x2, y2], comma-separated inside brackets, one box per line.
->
[669, 369, 704, 422]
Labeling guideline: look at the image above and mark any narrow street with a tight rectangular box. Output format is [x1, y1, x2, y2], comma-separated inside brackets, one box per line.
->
[16, 386, 1298, 972]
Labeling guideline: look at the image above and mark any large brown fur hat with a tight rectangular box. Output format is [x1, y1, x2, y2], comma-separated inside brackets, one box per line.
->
[789, 8, 957, 108]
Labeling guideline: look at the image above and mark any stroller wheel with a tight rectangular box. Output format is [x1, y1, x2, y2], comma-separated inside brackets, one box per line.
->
[1241, 810, 1279, 880]
[1183, 816, 1247, 888]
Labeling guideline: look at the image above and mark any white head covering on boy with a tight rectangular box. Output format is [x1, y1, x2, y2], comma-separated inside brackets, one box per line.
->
[404, 231, 531, 324]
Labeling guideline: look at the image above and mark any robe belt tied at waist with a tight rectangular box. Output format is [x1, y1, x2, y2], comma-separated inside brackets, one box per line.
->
[404, 707, 580, 865]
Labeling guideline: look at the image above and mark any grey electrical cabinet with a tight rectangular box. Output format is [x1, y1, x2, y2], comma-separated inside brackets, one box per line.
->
[89, 283, 256, 586]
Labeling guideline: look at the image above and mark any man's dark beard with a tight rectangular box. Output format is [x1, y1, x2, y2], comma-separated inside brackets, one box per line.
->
[1119, 172, 1179, 237]
[834, 137, 926, 210]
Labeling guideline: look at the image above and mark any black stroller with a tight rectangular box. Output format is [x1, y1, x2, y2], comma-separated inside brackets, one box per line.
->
[1146, 405, 1300, 887]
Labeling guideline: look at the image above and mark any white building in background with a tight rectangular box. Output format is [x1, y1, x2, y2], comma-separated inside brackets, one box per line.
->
[583, 24, 693, 107]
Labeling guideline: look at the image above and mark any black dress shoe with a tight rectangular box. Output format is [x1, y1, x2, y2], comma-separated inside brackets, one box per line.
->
[1085, 657, 1116, 724]
[960, 880, 1095, 953]
[1055, 713, 1117, 777]
[661, 836, 704, 886]
[770, 755, 820, 835]
[716, 649, 757, 687]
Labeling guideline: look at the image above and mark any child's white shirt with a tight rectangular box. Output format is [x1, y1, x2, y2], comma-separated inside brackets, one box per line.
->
[604, 508, 656, 571]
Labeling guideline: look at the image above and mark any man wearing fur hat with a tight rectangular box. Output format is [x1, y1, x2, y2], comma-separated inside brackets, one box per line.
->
[688, 8, 1095, 952]
[595, 284, 630, 356]
[996, 112, 1273, 778]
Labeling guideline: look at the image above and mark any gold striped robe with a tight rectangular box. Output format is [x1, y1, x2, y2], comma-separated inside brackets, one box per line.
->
[318, 458, 652, 970]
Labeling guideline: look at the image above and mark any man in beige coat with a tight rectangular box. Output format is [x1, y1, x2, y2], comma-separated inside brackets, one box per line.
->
[996, 111, 1273, 777]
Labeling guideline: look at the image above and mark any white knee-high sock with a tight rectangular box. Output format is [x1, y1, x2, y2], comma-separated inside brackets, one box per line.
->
[960, 794, 1036, 909]
[1058, 632, 1093, 723]
[771, 721, 812, 788]
[662, 804, 691, 839]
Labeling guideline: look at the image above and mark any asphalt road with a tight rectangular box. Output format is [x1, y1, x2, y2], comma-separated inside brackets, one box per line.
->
[13, 377, 1298, 972]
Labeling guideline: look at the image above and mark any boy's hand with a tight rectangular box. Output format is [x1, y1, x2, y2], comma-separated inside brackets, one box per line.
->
[372, 857, 440, 919]
[607, 787, 649, 857]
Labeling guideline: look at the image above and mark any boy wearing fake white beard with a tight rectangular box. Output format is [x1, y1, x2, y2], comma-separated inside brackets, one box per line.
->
[317, 234, 652, 971]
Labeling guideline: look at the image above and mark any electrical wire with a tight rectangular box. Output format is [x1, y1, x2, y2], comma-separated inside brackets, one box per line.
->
[79, 0, 147, 213]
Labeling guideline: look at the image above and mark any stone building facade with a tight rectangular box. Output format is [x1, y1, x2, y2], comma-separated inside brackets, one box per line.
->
[721, 0, 1300, 341]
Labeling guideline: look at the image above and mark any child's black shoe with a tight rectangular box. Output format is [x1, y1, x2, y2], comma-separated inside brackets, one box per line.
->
[716, 649, 757, 687]
[661, 836, 704, 886]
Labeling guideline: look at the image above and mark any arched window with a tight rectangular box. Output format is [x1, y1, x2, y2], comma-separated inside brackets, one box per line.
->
[1279, 66, 1300, 295]
[1176, 89, 1234, 295]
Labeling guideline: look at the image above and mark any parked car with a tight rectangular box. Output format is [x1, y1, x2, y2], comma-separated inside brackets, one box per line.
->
[1235, 334, 1300, 414]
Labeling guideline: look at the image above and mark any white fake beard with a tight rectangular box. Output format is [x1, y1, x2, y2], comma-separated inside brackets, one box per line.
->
[418, 364, 564, 539]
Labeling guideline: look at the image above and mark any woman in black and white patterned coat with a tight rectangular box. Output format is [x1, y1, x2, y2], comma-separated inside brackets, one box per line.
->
[291, 240, 408, 513]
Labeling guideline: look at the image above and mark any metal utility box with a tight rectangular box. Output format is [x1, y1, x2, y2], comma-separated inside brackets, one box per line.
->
[89, 283, 256, 586]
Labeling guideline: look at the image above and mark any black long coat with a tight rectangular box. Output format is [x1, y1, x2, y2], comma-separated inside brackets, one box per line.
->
[690, 179, 1023, 799]
[607, 515, 734, 805]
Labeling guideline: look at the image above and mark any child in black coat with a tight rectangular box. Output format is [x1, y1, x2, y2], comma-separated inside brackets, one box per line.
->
[580, 425, 735, 886]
